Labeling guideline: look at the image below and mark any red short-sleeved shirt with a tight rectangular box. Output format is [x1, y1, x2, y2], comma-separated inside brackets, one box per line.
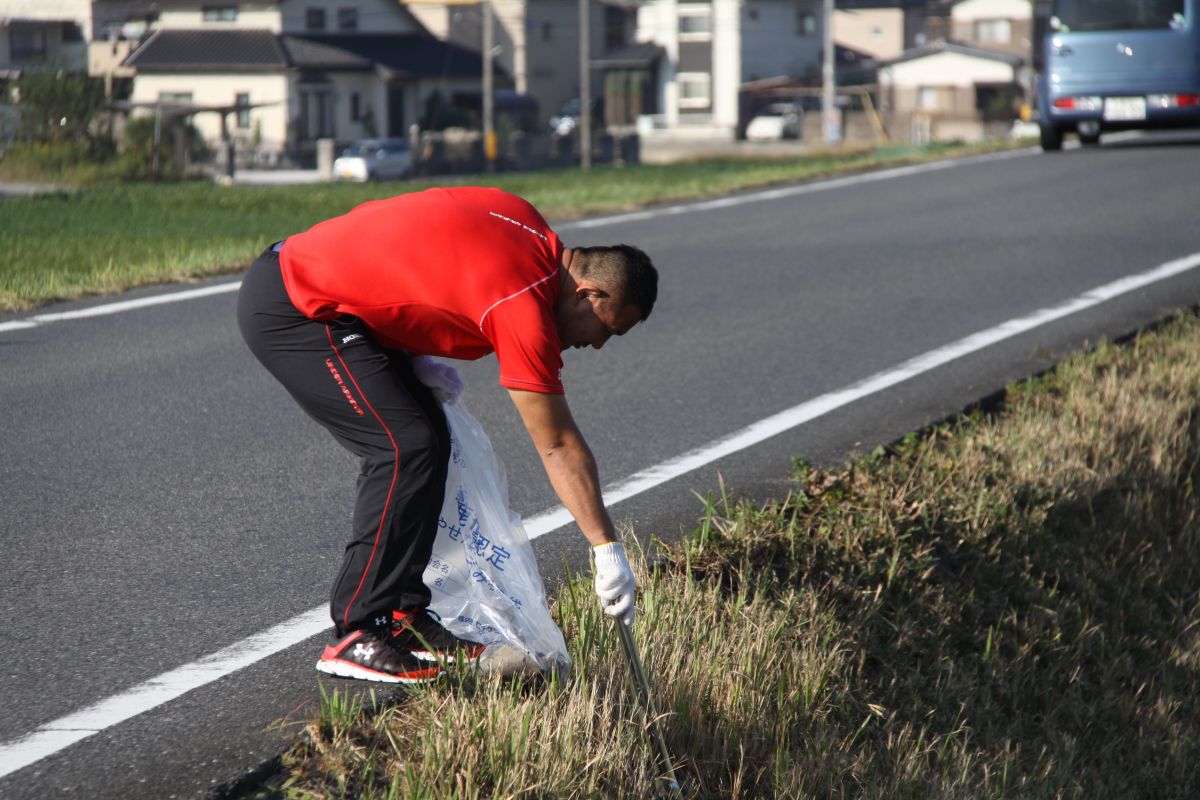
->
[279, 187, 565, 394]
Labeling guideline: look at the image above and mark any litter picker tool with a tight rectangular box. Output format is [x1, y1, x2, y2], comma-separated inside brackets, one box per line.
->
[615, 618, 683, 798]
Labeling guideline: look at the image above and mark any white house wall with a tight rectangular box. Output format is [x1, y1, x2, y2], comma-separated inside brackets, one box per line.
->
[157, 3, 283, 32]
[637, 0, 679, 127]
[832, 7, 904, 61]
[950, 0, 1031, 24]
[638, 0, 822, 136]
[880, 51, 1014, 89]
[404, 3, 449, 39]
[711, 0, 739, 130]
[130, 73, 290, 150]
[278, 0, 422, 34]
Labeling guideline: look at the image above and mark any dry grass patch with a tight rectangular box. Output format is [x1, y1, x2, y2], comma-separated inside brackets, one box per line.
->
[256, 311, 1200, 799]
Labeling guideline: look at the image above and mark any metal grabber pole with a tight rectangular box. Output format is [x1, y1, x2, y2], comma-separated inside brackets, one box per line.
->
[615, 618, 683, 798]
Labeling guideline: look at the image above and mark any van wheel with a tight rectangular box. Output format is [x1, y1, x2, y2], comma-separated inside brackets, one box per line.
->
[1039, 123, 1063, 151]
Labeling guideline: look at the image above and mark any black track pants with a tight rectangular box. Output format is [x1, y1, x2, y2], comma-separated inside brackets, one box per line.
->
[236, 247, 450, 636]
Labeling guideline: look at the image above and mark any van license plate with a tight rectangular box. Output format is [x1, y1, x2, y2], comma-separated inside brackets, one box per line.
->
[1103, 97, 1146, 121]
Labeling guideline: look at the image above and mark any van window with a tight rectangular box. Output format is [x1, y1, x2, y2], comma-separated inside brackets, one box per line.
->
[1051, 0, 1185, 32]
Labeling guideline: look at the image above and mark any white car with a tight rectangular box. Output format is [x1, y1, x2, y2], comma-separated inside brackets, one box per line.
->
[332, 138, 413, 182]
[745, 105, 803, 141]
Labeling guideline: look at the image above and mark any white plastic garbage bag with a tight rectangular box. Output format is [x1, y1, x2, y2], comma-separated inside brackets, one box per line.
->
[423, 400, 571, 676]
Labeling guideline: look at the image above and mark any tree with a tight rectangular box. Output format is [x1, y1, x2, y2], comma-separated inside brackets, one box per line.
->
[14, 69, 108, 145]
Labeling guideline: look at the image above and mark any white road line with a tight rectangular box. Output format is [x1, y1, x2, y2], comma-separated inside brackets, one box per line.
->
[0, 282, 242, 334]
[0, 147, 1035, 337]
[4, 247, 1198, 780]
[526, 248, 1200, 535]
[557, 147, 1037, 232]
[0, 608, 330, 778]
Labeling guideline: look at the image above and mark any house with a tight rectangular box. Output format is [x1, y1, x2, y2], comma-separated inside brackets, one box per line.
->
[88, 0, 160, 92]
[833, 0, 966, 62]
[626, 0, 826, 140]
[1, 0, 92, 78]
[947, 0, 1032, 59]
[874, 0, 1032, 142]
[404, 0, 641, 132]
[119, 0, 496, 165]
[833, 4, 907, 62]
[877, 39, 1024, 142]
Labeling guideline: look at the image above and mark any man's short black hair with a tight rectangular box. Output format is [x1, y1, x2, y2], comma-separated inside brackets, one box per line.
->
[571, 244, 658, 321]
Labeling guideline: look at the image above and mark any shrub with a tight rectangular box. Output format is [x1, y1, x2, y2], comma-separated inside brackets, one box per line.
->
[13, 69, 109, 146]
[116, 115, 208, 181]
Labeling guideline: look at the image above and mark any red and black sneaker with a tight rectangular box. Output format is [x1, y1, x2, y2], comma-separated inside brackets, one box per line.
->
[316, 627, 443, 684]
[391, 608, 485, 666]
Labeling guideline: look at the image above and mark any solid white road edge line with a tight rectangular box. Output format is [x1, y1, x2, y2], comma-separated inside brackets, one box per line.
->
[3, 247, 1198, 780]
[558, 147, 1037, 231]
[0, 282, 243, 334]
[522, 249, 1200, 537]
[0, 607, 331, 778]
[0, 146, 1037, 337]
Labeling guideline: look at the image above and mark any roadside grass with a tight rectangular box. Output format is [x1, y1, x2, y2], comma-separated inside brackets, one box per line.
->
[0, 139, 1025, 313]
[252, 311, 1200, 799]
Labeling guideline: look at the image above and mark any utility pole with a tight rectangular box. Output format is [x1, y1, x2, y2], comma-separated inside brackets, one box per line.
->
[578, 0, 591, 169]
[483, 0, 496, 172]
[821, 0, 840, 144]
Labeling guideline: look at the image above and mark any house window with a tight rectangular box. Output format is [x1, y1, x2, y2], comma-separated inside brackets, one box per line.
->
[306, 8, 327, 30]
[678, 7, 712, 41]
[62, 22, 84, 42]
[202, 6, 237, 22]
[540, 21, 552, 42]
[10, 27, 47, 61]
[338, 7, 358, 31]
[677, 72, 711, 109]
[974, 19, 1012, 43]
[796, 3, 817, 36]
[235, 93, 251, 129]
[350, 92, 361, 121]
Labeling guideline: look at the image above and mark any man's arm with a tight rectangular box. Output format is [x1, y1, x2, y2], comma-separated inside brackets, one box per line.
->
[507, 389, 616, 546]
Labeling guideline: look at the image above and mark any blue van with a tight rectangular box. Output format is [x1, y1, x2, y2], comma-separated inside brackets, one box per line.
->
[1038, 0, 1200, 150]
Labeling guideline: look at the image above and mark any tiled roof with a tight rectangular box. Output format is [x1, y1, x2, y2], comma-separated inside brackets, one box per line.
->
[284, 34, 491, 79]
[279, 35, 372, 70]
[879, 39, 1025, 67]
[123, 30, 495, 78]
[124, 30, 289, 71]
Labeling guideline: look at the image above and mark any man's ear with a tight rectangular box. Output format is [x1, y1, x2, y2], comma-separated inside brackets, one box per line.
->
[575, 280, 610, 301]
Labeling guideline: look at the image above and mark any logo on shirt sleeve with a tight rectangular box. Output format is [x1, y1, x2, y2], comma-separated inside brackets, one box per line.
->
[488, 211, 548, 241]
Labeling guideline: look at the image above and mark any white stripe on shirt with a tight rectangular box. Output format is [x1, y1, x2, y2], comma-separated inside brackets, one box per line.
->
[477, 270, 559, 330]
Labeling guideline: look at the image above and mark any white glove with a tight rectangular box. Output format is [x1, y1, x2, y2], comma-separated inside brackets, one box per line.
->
[411, 356, 464, 405]
[593, 541, 636, 627]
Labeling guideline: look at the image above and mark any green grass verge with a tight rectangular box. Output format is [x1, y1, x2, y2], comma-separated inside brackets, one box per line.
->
[0, 139, 1025, 314]
[251, 310, 1200, 798]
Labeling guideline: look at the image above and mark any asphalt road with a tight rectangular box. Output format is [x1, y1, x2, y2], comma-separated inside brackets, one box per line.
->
[3, 132, 1200, 797]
